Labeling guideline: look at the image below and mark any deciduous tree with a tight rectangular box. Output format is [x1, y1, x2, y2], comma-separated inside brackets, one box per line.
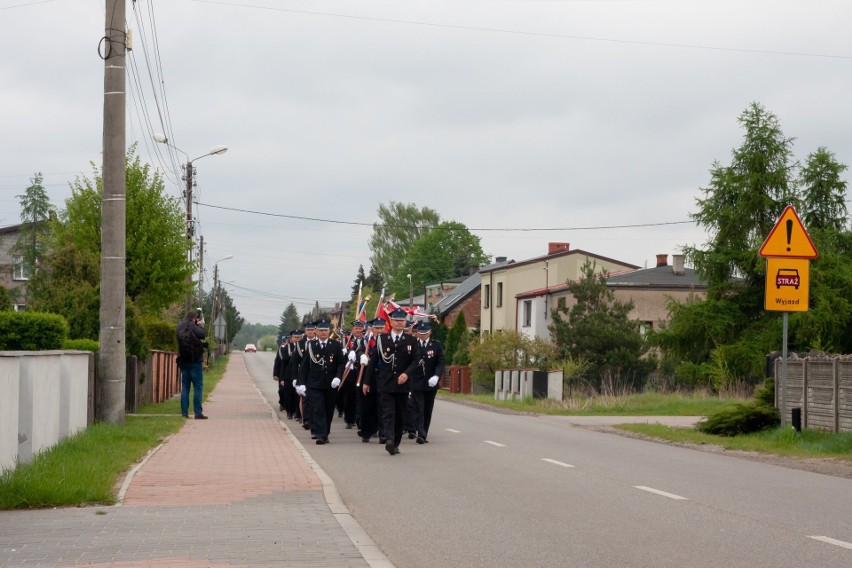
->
[369, 202, 440, 283]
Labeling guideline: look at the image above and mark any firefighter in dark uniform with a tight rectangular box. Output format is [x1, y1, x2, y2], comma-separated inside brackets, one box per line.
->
[298, 320, 345, 445]
[339, 320, 365, 429]
[364, 309, 421, 455]
[335, 328, 352, 418]
[280, 330, 303, 419]
[273, 333, 291, 413]
[357, 318, 385, 443]
[289, 321, 316, 430]
[409, 321, 445, 443]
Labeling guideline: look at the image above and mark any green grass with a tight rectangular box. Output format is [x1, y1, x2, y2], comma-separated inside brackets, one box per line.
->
[618, 423, 852, 462]
[0, 355, 230, 509]
[443, 390, 745, 416]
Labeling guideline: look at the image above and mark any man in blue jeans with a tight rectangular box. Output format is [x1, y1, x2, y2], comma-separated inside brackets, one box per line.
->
[177, 310, 208, 419]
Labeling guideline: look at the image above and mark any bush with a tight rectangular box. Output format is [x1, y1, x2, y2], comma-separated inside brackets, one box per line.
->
[143, 318, 177, 352]
[0, 311, 68, 350]
[696, 403, 780, 436]
[754, 377, 775, 408]
[62, 338, 99, 352]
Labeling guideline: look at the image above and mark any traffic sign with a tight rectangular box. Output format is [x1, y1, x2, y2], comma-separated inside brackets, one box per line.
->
[765, 257, 809, 312]
[759, 206, 818, 258]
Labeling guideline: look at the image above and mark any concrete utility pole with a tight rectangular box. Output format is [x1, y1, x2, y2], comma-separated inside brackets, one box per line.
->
[197, 235, 205, 297]
[99, 0, 127, 424]
[183, 160, 195, 313]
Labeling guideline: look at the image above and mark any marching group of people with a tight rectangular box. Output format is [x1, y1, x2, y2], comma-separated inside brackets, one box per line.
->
[272, 308, 445, 456]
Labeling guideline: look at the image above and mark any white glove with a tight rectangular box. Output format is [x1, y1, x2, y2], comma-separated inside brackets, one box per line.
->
[296, 385, 307, 397]
[292, 380, 297, 388]
[331, 377, 341, 388]
[428, 376, 439, 388]
[347, 350, 356, 362]
[360, 354, 369, 366]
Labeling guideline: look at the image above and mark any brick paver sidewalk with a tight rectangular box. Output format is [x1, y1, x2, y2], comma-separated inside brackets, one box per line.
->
[0, 355, 387, 568]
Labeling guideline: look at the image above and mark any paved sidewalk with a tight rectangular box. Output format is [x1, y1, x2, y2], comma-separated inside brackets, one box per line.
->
[0, 355, 391, 568]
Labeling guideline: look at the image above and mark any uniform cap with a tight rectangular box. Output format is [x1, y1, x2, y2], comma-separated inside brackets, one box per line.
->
[389, 308, 407, 320]
[414, 322, 432, 334]
[315, 320, 331, 330]
[304, 321, 317, 329]
[351, 320, 366, 328]
[370, 318, 386, 327]
[292, 329, 304, 336]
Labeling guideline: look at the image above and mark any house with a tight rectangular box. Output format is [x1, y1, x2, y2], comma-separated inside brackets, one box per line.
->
[519, 253, 707, 341]
[0, 224, 29, 311]
[481, 242, 639, 336]
[423, 276, 465, 312]
[432, 257, 513, 329]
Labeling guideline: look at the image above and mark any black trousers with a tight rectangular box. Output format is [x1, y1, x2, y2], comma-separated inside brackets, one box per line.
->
[283, 380, 299, 417]
[357, 386, 378, 438]
[379, 391, 408, 448]
[411, 389, 438, 439]
[307, 387, 336, 441]
[338, 379, 357, 424]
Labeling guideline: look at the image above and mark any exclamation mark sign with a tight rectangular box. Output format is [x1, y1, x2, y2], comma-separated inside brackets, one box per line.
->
[785, 219, 793, 252]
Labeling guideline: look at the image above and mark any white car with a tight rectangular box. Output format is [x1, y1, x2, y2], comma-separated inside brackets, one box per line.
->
[244, 343, 257, 353]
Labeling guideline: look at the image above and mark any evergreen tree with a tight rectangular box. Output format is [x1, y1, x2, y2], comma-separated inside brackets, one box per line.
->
[278, 303, 301, 337]
[351, 265, 367, 300]
[444, 312, 467, 365]
[365, 264, 384, 292]
[11, 172, 55, 294]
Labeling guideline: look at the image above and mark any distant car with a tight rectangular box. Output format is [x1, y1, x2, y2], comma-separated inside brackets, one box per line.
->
[244, 344, 257, 353]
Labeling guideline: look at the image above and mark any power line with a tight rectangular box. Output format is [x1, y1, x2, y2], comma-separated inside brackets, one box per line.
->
[190, 0, 852, 60]
[196, 201, 695, 232]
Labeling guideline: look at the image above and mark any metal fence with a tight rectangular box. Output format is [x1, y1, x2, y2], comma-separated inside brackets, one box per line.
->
[774, 354, 852, 433]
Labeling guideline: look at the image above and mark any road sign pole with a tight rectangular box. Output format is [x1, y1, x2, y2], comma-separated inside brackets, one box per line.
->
[780, 312, 788, 428]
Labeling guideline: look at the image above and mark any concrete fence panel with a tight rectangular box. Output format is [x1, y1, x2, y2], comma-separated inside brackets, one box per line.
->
[17, 351, 63, 465]
[0, 357, 20, 472]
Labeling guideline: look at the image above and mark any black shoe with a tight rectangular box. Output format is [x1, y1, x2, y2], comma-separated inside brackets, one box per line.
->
[302, 422, 311, 430]
[194, 414, 208, 419]
[316, 438, 328, 445]
[408, 432, 416, 440]
[287, 413, 294, 419]
[345, 423, 354, 430]
[356, 430, 363, 437]
[279, 404, 285, 412]
[416, 436, 426, 444]
[182, 413, 189, 418]
[362, 437, 371, 443]
[311, 434, 318, 439]
[379, 437, 387, 444]
[338, 411, 343, 418]
[386, 442, 400, 455]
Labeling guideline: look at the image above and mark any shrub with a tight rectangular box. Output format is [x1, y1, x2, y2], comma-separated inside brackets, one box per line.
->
[696, 404, 779, 436]
[143, 318, 177, 352]
[62, 338, 99, 352]
[753, 377, 775, 408]
[0, 311, 68, 350]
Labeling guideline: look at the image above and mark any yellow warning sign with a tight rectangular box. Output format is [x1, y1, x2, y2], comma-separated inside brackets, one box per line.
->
[765, 258, 809, 312]
[759, 206, 818, 258]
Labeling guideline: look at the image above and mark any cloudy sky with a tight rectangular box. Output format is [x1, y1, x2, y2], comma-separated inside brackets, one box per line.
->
[2, 0, 851, 325]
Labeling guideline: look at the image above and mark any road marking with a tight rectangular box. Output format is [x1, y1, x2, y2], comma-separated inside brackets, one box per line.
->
[445, 428, 461, 433]
[484, 440, 505, 447]
[809, 536, 852, 550]
[542, 458, 575, 468]
[634, 486, 688, 500]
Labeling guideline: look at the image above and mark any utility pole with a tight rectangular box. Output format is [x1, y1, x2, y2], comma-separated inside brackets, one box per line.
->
[183, 159, 195, 313]
[197, 235, 205, 297]
[99, 0, 127, 424]
[211, 263, 219, 343]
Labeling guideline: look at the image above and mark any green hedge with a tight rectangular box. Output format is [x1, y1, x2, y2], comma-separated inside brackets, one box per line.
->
[143, 319, 177, 352]
[62, 338, 99, 352]
[0, 312, 68, 350]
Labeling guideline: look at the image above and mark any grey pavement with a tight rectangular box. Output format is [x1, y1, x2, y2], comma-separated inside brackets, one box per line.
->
[0, 353, 391, 568]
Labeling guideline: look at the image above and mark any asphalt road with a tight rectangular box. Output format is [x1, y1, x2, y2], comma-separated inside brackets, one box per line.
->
[244, 351, 852, 568]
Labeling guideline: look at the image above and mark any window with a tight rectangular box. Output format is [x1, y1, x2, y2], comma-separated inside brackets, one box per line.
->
[496, 282, 503, 307]
[14, 304, 26, 312]
[13, 257, 31, 281]
[557, 297, 566, 309]
[639, 321, 653, 336]
[522, 300, 531, 327]
[483, 284, 490, 308]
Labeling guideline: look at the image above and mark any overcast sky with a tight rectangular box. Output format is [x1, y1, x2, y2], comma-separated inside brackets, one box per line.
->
[2, 0, 851, 325]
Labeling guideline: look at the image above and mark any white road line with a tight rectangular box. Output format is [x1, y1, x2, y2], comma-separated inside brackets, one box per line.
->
[484, 440, 505, 447]
[809, 536, 852, 550]
[634, 485, 688, 500]
[542, 458, 575, 468]
[445, 428, 461, 433]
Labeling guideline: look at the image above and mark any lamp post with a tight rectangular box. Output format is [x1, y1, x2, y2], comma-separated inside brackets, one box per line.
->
[153, 133, 228, 311]
[407, 273, 413, 309]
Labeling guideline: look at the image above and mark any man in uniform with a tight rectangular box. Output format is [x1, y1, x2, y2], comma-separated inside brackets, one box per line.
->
[298, 320, 345, 444]
[290, 321, 316, 430]
[364, 308, 420, 455]
[409, 321, 445, 443]
[339, 321, 365, 429]
[357, 318, 385, 443]
[273, 333, 291, 413]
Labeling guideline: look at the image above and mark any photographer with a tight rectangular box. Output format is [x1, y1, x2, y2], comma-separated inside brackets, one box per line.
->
[177, 309, 208, 419]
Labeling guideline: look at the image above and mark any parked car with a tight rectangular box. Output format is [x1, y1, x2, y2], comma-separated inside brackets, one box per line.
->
[244, 343, 257, 353]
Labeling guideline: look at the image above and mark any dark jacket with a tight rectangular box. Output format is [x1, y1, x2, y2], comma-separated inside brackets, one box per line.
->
[299, 338, 346, 389]
[176, 318, 206, 365]
[273, 342, 293, 380]
[364, 332, 420, 394]
[288, 338, 308, 381]
[410, 338, 445, 391]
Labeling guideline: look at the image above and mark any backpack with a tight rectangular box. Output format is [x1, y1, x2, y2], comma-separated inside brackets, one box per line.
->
[178, 324, 204, 363]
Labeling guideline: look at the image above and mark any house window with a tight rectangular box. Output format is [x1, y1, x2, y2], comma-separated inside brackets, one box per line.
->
[639, 321, 653, 336]
[557, 297, 566, 309]
[483, 284, 490, 308]
[14, 304, 26, 312]
[13, 257, 31, 281]
[523, 300, 531, 327]
[496, 282, 503, 307]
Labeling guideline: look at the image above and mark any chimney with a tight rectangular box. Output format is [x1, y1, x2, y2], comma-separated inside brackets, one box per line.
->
[548, 242, 570, 255]
[655, 254, 668, 267]
[672, 254, 685, 276]
[495, 256, 507, 263]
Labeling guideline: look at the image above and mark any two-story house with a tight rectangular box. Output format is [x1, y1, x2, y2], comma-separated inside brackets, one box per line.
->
[0, 224, 29, 311]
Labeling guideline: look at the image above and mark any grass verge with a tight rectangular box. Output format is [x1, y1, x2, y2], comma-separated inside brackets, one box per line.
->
[617, 423, 852, 462]
[0, 355, 230, 510]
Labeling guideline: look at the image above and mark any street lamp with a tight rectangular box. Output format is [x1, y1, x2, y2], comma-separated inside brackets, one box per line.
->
[153, 133, 228, 311]
[407, 273, 413, 309]
[211, 255, 234, 345]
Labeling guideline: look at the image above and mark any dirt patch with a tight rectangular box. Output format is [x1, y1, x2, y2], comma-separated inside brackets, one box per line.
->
[589, 424, 852, 480]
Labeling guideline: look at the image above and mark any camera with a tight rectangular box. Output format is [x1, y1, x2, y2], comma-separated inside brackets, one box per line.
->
[196, 307, 204, 323]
